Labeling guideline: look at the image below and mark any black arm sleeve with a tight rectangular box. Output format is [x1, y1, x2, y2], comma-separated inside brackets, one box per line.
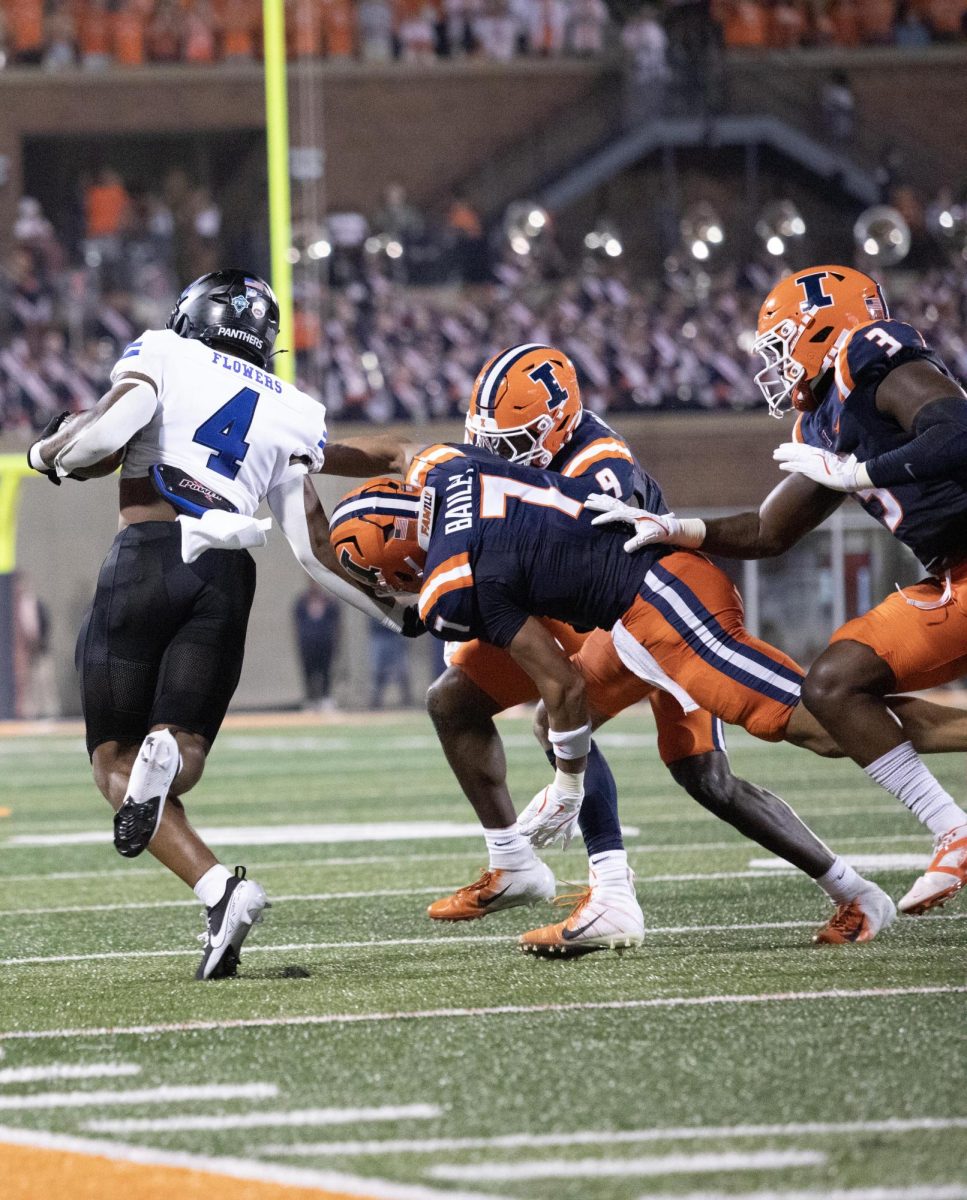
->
[865, 397, 967, 488]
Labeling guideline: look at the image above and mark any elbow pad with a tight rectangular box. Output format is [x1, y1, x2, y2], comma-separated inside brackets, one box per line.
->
[866, 396, 967, 488]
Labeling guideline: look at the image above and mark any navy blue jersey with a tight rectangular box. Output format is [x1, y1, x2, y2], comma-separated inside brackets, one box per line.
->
[795, 319, 967, 572]
[416, 447, 668, 645]
[549, 410, 662, 509]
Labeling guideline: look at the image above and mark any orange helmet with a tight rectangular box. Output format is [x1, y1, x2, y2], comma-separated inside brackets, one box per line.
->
[465, 343, 582, 468]
[753, 265, 889, 416]
[329, 477, 426, 595]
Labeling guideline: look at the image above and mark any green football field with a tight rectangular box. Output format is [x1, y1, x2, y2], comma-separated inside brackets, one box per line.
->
[1, 709, 966, 1200]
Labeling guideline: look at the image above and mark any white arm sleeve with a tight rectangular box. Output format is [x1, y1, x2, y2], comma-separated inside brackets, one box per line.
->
[53, 379, 158, 477]
[267, 474, 402, 631]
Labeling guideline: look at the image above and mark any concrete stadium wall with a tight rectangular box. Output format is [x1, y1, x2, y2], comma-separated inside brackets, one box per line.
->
[8, 410, 785, 718]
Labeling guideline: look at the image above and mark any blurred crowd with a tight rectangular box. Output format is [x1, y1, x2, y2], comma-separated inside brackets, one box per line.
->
[3, 200, 966, 431]
[713, 0, 967, 49]
[0, 0, 962, 72]
[0, 0, 616, 69]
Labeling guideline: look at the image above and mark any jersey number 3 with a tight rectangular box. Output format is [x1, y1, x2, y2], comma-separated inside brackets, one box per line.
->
[193, 387, 259, 480]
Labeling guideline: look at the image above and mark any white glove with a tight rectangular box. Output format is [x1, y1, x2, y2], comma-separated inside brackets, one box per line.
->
[585, 493, 706, 552]
[773, 442, 872, 493]
[178, 511, 272, 564]
[517, 774, 584, 851]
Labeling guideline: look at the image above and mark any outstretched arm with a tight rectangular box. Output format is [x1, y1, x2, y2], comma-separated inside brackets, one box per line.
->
[320, 436, 417, 478]
[588, 471, 844, 559]
[268, 473, 414, 631]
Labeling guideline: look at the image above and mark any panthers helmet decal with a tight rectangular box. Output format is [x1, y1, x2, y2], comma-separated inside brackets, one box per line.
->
[753, 265, 888, 417]
[329, 478, 425, 595]
[465, 343, 582, 468]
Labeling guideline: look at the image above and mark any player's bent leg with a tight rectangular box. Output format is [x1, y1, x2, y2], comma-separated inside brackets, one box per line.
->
[887, 696, 967, 755]
[802, 640, 902, 766]
[668, 750, 896, 943]
[426, 666, 554, 920]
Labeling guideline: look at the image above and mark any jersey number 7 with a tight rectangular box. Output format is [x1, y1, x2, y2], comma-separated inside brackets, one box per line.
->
[193, 387, 259, 480]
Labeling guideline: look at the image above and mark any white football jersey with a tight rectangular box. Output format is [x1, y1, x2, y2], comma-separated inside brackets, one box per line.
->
[111, 329, 327, 516]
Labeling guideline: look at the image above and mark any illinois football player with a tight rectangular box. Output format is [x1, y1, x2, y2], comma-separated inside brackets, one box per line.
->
[589, 264, 967, 917]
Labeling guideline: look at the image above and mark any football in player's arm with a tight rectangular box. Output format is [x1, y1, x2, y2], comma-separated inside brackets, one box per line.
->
[588, 264, 967, 916]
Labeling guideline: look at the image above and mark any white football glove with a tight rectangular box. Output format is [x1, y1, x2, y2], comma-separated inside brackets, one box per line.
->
[585, 493, 705, 552]
[517, 780, 583, 851]
[772, 442, 872, 493]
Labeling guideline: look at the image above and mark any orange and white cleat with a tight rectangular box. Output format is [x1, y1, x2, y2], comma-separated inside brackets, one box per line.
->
[426, 860, 556, 922]
[899, 824, 967, 916]
[519, 873, 644, 957]
[813, 883, 896, 944]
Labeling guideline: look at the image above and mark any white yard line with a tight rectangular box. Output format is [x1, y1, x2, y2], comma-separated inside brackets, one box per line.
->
[0, 1125, 510, 1200]
[259, 1115, 967, 1158]
[0, 1082, 277, 1111]
[3, 911, 965, 968]
[1, 888, 452, 918]
[4, 822, 492, 849]
[3, 984, 964, 1042]
[428, 1150, 825, 1181]
[637, 1189, 967, 1200]
[0, 1063, 140, 1085]
[0, 833, 935, 885]
[750, 855, 926, 872]
[85, 1103, 442, 1134]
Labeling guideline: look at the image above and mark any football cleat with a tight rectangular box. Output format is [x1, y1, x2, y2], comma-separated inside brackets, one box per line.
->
[813, 883, 896, 944]
[113, 729, 181, 858]
[519, 870, 644, 957]
[426, 860, 556, 922]
[196, 866, 269, 981]
[898, 824, 967, 915]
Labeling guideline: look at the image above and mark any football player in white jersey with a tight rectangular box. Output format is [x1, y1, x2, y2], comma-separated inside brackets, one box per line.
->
[28, 270, 419, 980]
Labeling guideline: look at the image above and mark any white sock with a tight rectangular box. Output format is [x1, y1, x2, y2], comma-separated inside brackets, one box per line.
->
[864, 741, 967, 838]
[483, 823, 534, 870]
[815, 856, 865, 904]
[589, 849, 631, 893]
[194, 864, 232, 908]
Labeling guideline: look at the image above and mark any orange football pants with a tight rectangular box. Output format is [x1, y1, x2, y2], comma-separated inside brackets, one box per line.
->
[449, 618, 726, 765]
[831, 561, 967, 690]
[616, 552, 804, 742]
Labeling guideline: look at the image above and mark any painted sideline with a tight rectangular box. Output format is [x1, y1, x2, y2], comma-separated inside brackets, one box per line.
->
[3, 984, 964, 1042]
[0, 1125, 509, 1200]
[428, 1149, 826, 1180]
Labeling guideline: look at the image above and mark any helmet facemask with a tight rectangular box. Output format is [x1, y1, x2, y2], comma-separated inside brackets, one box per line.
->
[465, 411, 559, 468]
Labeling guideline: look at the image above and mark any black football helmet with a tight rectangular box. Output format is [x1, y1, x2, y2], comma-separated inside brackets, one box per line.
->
[166, 270, 280, 369]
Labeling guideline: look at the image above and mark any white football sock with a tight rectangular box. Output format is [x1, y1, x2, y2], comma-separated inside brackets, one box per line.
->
[815, 856, 865, 904]
[194, 864, 233, 908]
[483, 823, 534, 870]
[589, 849, 632, 893]
[864, 741, 967, 838]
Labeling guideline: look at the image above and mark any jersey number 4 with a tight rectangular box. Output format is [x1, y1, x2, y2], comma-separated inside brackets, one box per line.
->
[193, 387, 259, 480]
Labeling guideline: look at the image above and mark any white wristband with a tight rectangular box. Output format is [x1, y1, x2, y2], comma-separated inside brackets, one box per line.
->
[676, 518, 706, 549]
[547, 723, 591, 760]
[28, 442, 48, 472]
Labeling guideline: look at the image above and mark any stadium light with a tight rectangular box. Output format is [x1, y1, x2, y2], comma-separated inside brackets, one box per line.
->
[680, 203, 726, 262]
[505, 200, 549, 253]
[584, 218, 623, 259]
[854, 206, 911, 267]
[755, 201, 806, 261]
